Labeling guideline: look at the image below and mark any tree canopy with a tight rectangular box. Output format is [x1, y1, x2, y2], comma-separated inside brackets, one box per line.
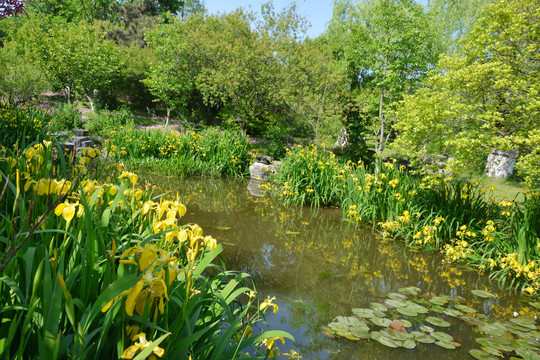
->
[395, 0, 540, 187]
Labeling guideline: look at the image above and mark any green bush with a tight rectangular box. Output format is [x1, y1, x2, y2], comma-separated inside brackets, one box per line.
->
[48, 102, 83, 132]
[85, 107, 135, 136]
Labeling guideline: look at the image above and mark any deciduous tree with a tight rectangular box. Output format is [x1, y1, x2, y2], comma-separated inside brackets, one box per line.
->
[395, 0, 540, 187]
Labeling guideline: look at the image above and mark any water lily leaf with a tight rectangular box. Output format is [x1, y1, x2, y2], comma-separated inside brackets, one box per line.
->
[461, 316, 486, 327]
[344, 333, 361, 341]
[431, 305, 447, 313]
[471, 289, 496, 298]
[373, 310, 387, 318]
[426, 317, 451, 327]
[402, 339, 417, 349]
[371, 331, 399, 348]
[529, 301, 540, 309]
[328, 322, 348, 332]
[469, 349, 498, 360]
[480, 345, 502, 357]
[385, 299, 404, 308]
[409, 303, 429, 314]
[352, 308, 375, 318]
[370, 303, 388, 312]
[419, 325, 434, 333]
[435, 340, 456, 349]
[399, 286, 421, 296]
[397, 307, 418, 317]
[515, 338, 540, 351]
[431, 331, 454, 342]
[455, 304, 476, 314]
[398, 319, 413, 328]
[390, 320, 407, 332]
[479, 323, 507, 337]
[387, 329, 413, 341]
[516, 348, 540, 360]
[411, 332, 436, 344]
[350, 328, 371, 339]
[387, 292, 408, 301]
[372, 317, 392, 328]
[285, 231, 301, 235]
[321, 325, 335, 336]
[509, 317, 537, 330]
[429, 297, 448, 306]
[443, 308, 463, 317]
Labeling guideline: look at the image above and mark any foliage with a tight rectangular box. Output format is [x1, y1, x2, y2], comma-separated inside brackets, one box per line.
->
[395, 0, 540, 188]
[107, 126, 251, 177]
[0, 41, 49, 104]
[0, 102, 49, 150]
[84, 107, 135, 136]
[326, 0, 439, 157]
[0, 108, 294, 359]
[426, 0, 495, 53]
[48, 102, 83, 133]
[269, 145, 540, 292]
[22, 17, 123, 109]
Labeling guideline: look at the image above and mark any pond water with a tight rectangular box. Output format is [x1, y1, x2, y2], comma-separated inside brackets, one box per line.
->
[144, 175, 537, 360]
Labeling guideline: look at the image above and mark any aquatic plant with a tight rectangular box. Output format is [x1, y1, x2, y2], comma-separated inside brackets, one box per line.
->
[0, 122, 294, 359]
[106, 126, 251, 177]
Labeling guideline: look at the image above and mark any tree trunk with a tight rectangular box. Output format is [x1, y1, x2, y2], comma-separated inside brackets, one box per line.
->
[166, 107, 170, 127]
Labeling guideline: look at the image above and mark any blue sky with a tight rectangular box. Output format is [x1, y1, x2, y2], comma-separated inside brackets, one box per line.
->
[204, 0, 429, 38]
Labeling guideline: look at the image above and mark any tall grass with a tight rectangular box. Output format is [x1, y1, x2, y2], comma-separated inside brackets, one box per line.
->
[0, 108, 295, 359]
[268, 145, 540, 293]
[107, 127, 251, 177]
[0, 102, 50, 150]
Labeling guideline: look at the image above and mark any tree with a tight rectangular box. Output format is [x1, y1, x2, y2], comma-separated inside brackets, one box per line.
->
[426, 0, 495, 53]
[326, 0, 439, 159]
[394, 0, 540, 187]
[25, 18, 123, 109]
[283, 38, 347, 144]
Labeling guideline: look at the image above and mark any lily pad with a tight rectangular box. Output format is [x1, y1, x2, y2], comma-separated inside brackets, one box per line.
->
[371, 331, 400, 348]
[402, 339, 417, 349]
[476, 337, 514, 353]
[387, 292, 409, 301]
[385, 299, 404, 308]
[529, 301, 540, 309]
[371, 317, 392, 328]
[398, 319, 413, 328]
[285, 230, 301, 235]
[469, 349, 498, 360]
[409, 303, 429, 314]
[350, 328, 371, 339]
[429, 297, 449, 306]
[370, 302, 389, 312]
[431, 305, 447, 313]
[399, 286, 421, 296]
[352, 308, 375, 318]
[431, 331, 454, 342]
[435, 340, 456, 349]
[478, 323, 507, 337]
[455, 304, 477, 314]
[411, 332, 436, 344]
[461, 315, 486, 327]
[419, 325, 434, 333]
[397, 307, 418, 317]
[426, 316, 451, 327]
[443, 308, 463, 317]
[516, 348, 540, 360]
[509, 317, 537, 330]
[471, 289, 496, 298]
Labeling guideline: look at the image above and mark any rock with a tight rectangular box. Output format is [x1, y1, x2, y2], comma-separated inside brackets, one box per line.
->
[486, 149, 517, 179]
[249, 162, 276, 181]
[51, 131, 69, 139]
[59, 142, 75, 155]
[70, 136, 94, 149]
[333, 128, 349, 149]
[73, 129, 90, 136]
[247, 179, 264, 197]
[256, 155, 274, 165]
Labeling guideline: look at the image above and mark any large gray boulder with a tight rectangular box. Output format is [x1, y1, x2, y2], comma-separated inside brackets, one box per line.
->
[486, 149, 517, 179]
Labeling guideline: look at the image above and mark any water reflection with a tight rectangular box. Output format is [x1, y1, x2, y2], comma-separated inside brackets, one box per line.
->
[142, 174, 535, 359]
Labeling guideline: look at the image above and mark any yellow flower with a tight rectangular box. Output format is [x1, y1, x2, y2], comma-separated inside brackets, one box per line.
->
[260, 296, 279, 314]
[121, 333, 165, 359]
[283, 349, 302, 359]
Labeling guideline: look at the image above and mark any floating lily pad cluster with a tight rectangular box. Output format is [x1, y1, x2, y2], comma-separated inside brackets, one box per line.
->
[323, 286, 540, 359]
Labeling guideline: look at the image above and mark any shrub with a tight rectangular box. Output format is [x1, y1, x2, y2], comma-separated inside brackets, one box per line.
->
[48, 102, 83, 132]
[85, 107, 135, 136]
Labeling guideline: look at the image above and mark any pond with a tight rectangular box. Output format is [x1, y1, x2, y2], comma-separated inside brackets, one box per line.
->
[143, 174, 538, 360]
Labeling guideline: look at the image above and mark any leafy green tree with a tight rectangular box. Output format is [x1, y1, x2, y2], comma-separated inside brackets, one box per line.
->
[426, 0, 495, 53]
[25, 18, 123, 110]
[283, 38, 346, 144]
[327, 0, 439, 158]
[395, 0, 540, 187]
